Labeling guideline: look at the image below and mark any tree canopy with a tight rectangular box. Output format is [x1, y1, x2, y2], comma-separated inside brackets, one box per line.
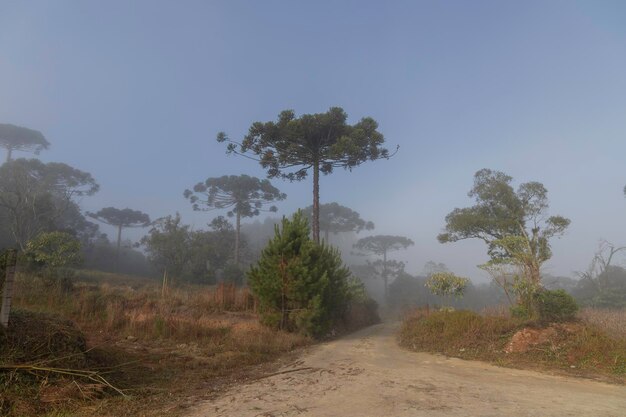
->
[184, 174, 285, 264]
[217, 107, 394, 243]
[87, 207, 151, 265]
[438, 169, 570, 302]
[354, 235, 415, 257]
[353, 234, 414, 299]
[301, 202, 374, 242]
[0, 158, 99, 249]
[0, 123, 50, 162]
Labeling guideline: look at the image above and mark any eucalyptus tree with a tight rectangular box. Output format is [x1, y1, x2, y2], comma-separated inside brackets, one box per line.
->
[217, 107, 395, 243]
[87, 207, 151, 264]
[353, 234, 414, 298]
[0, 123, 49, 163]
[301, 202, 374, 242]
[0, 158, 99, 249]
[438, 169, 570, 294]
[184, 174, 285, 265]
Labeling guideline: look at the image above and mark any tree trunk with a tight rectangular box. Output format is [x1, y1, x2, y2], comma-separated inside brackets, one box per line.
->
[383, 250, 388, 300]
[312, 160, 320, 244]
[235, 212, 241, 265]
[0, 249, 18, 327]
[5, 147, 12, 163]
[116, 224, 122, 271]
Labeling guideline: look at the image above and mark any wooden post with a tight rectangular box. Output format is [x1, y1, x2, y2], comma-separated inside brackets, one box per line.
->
[1, 249, 18, 328]
[161, 267, 168, 298]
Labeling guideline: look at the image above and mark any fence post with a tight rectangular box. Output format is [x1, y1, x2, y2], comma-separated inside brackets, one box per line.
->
[1, 249, 18, 328]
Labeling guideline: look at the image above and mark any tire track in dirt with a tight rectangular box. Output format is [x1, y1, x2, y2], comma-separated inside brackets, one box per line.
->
[188, 323, 626, 417]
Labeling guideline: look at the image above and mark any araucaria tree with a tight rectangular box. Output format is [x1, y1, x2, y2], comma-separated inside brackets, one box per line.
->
[87, 207, 151, 264]
[353, 235, 414, 299]
[302, 202, 374, 242]
[217, 107, 395, 243]
[248, 210, 351, 338]
[184, 174, 285, 265]
[0, 123, 50, 163]
[438, 169, 570, 305]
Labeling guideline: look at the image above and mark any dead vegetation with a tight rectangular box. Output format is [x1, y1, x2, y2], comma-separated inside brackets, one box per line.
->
[398, 307, 626, 383]
[0, 272, 310, 417]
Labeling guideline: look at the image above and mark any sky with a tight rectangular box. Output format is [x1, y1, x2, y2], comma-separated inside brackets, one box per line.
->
[1, 0, 626, 281]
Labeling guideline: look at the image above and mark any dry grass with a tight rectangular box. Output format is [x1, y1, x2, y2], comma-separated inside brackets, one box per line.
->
[2, 273, 310, 417]
[579, 308, 626, 340]
[399, 307, 626, 383]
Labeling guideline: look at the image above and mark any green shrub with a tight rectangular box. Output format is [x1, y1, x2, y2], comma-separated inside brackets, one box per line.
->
[536, 289, 578, 323]
[510, 304, 533, 320]
[247, 211, 353, 338]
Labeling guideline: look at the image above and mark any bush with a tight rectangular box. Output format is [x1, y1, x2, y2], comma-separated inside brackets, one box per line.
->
[536, 289, 578, 323]
[222, 263, 245, 286]
[247, 211, 352, 338]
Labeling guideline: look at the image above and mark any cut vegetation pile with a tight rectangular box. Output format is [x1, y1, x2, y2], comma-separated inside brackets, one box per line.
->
[0, 272, 311, 417]
[399, 308, 626, 383]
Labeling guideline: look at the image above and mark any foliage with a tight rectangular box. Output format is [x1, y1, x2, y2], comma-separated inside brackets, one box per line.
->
[140, 213, 243, 284]
[535, 289, 578, 323]
[301, 202, 374, 241]
[87, 207, 151, 229]
[140, 213, 190, 279]
[353, 235, 414, 256]
[439, 169, 570, 308]
[574, 241, 626, 308]
[24, 231, 82, 269]
[423, 261, 448, 276]
[222, 263, 245, 285]
[0, 123, 49, 162]
[425, 272, 470, 306]
[184, 174, 285, 217]
[247, 211, 352, 338]
[217, 107, 394, 243]
[353, 234, 414, 299]
[0, 159, 99, 249]
[184, 174, 285, 264]
[23, 231, 82, 291]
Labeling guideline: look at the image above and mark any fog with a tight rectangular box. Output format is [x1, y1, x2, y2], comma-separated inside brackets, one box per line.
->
[2, 1, 626, 285]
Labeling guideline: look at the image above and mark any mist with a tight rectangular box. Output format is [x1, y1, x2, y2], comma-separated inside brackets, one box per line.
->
[2, 1, 626, 287]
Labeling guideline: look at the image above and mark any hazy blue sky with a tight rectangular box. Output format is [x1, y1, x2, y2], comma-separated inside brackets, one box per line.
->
[1, 1, 626, 280]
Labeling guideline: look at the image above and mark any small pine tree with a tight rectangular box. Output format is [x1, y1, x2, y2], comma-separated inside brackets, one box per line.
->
[248, 210, 351, 338]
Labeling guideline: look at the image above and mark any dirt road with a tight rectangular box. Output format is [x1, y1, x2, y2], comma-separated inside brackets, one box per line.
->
[189, 323, 626, 417]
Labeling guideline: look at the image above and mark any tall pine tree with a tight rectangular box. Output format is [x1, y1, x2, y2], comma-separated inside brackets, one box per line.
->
[248, 210, 350, 338]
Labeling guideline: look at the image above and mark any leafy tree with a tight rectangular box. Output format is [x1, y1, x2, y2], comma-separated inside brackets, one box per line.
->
[0, 159, 99, 249]
[353, 235, 414, 299]
[87, 207, 151, 265]
[217, 107, 395, 243]
[425, 272, 470, 308]
[438, 169, 570, 304]
[25, 231, 82, 269]
[247, 210, 351, 338]
[184, 174, 285, 265]
[140, 213, 190, 281]
[301, 202, 374, 242]
[0, 123, 49, 163]
[24, 231, 82, 291]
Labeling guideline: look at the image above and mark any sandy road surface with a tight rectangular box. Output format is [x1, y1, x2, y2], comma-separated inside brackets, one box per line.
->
[189, 323, 626, 417]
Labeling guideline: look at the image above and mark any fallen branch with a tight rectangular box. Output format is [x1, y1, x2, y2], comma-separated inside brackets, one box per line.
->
[0, 364, 127, 397]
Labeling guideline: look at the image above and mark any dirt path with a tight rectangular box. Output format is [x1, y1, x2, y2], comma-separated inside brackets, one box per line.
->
[188, 323, 626, 417]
